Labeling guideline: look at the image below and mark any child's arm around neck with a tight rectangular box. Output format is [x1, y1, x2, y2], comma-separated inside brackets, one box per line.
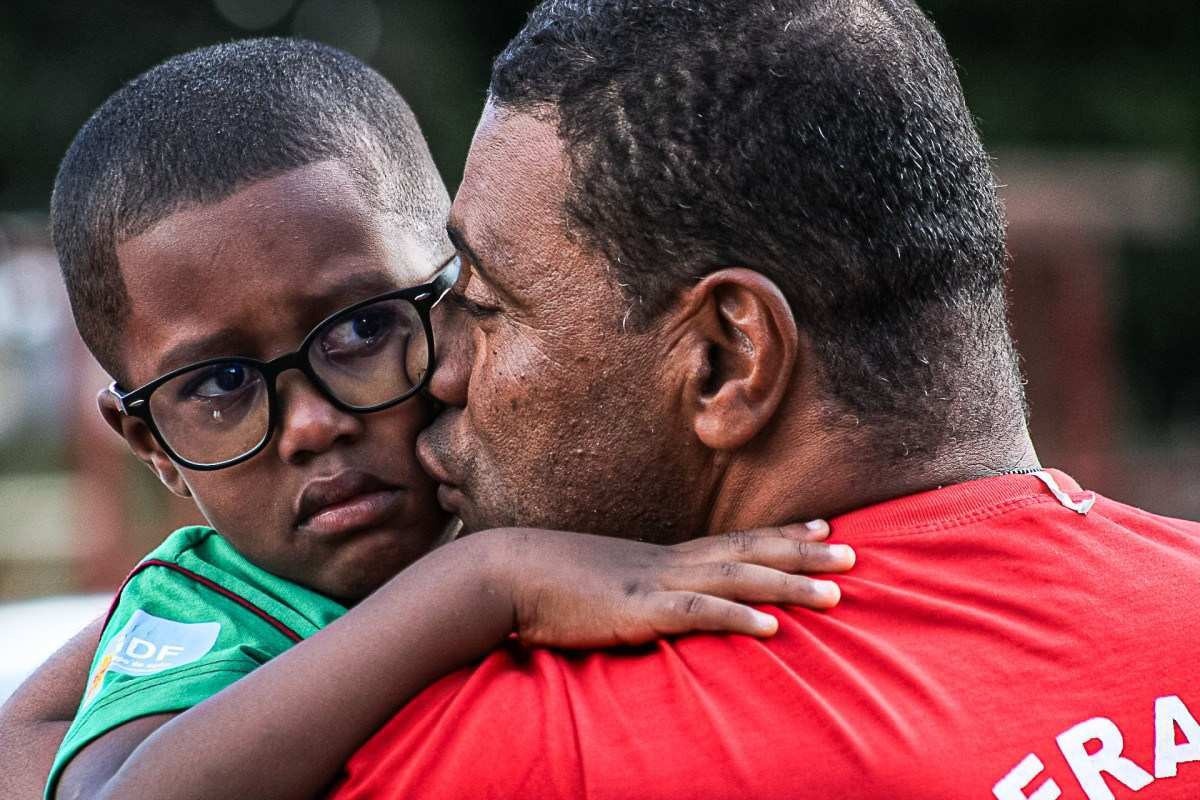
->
[55, 523, 851, 800]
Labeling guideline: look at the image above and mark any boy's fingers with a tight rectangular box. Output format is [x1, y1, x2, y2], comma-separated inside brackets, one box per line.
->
[719, 521, 832, 541]
[798, 520, 831, 541]
[690, 534, 855, 573]
[650, 592, 779, 638]
[669, 521, 830, 556]
[664, 563, 843, 609]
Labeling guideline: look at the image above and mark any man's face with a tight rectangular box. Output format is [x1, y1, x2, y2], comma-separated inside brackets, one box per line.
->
[114, 160, 450, 601]
[418, 105, 710, 541]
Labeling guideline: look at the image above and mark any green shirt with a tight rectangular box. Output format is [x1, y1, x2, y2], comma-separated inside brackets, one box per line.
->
[46, 526, 346, 798]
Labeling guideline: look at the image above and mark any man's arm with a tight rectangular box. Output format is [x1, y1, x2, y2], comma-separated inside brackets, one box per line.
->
[60, 523, 850, 800]
[0, 617, 102, 799]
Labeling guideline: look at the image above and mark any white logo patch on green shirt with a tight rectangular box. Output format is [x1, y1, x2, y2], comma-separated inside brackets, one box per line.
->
[104, 609, 221, 677]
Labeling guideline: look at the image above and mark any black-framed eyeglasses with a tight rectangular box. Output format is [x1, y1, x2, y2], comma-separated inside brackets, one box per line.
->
[110, 255, 460, 471]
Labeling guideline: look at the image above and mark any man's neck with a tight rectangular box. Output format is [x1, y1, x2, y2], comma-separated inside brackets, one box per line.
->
[703, 406, 1040, 535]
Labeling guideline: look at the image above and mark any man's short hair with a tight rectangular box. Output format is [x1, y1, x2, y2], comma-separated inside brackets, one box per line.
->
[490, 0, 1023, 452]
[52, 37, 447, 383]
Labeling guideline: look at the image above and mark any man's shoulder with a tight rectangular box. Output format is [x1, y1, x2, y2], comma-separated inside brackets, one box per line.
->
[1090, 493, 1200, 538]
[335, 479, 1200, 799]
[334, 632, 809, 799]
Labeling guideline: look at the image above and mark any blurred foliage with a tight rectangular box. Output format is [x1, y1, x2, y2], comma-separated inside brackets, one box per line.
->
[918, 1, 1200, 441]
[1117, 235, 1200, 440]
[924, 0, 1199, 157]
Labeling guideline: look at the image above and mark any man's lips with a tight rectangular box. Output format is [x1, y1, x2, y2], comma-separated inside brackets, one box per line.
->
[416, 430, 465, 515]
[294, 471, 405, 537]
[416, 428, 458, 486]
[435, 484, 466, 515]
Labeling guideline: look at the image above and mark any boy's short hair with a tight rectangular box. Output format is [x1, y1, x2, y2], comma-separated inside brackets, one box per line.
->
[52, 37, 448, 383]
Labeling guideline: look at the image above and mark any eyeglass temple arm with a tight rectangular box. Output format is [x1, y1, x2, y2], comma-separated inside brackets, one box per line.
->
[107, 381, 144, 415]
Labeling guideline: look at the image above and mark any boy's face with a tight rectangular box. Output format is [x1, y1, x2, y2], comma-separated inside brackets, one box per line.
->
[101, 160, 451, 602]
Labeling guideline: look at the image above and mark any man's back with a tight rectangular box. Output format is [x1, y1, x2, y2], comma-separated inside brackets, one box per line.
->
[334, 471, 1200, 799]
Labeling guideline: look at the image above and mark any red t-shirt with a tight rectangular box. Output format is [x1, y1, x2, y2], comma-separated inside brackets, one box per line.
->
[333, 471, 1200, 799]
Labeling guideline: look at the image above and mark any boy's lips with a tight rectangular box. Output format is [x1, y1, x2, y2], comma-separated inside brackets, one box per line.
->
[295, 470, 405, 537]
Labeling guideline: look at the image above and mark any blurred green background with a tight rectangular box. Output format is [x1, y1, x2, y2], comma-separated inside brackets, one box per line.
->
[0, 0, 1196, 601]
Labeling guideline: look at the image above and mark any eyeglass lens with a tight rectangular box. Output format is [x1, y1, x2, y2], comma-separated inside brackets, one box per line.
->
[146, 296, 428, 466]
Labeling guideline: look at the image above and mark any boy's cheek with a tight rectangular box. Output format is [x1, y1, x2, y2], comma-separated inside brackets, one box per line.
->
[177, 397, 440, 555]
[184, 454, 299, 537]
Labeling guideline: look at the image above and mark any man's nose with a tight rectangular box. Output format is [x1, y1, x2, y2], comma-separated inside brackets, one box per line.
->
[426, 302, 472, 408]
[274, 372, 363, 464]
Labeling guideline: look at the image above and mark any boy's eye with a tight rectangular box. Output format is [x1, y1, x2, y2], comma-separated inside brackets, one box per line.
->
[320, 307, 399, 357]
[178, 362, 262, 401]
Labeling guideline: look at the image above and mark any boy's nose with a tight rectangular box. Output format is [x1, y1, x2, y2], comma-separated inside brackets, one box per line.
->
[274, 372, 363, 464]
[426, 303, 472, 408]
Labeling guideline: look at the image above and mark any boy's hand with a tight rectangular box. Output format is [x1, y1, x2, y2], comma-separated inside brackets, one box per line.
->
[485, 522, 854, 649]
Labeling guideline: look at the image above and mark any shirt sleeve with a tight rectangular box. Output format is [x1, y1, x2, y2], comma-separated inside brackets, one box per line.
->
[45, 560, 299, 798]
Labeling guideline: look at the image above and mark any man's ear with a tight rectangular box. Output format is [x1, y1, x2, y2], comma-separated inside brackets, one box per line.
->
[675, 268, 799, 450]
[96, 388, 192, 498]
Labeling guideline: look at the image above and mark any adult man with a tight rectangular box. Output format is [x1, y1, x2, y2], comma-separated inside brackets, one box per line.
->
[330, 1, 1200, 798]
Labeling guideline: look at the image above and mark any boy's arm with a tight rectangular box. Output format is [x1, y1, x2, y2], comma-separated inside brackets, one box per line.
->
[0, 617, 102, 799]
[56, 715, 173, 800]
[62, 523, 852, 800]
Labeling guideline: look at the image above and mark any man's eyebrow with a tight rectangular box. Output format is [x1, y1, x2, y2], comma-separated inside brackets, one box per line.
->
[446, 222, 503, 290]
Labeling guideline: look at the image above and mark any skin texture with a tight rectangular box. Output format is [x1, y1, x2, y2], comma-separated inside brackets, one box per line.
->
[100, 159, 452, 603]
[421, 103, 1040, 539]
[420, 105, 714, 541]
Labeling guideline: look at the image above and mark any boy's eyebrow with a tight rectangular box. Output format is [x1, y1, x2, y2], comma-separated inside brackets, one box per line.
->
[155, 331, 252, 378]
[151, 272, 408, 378]
[323, 271, 414, 299]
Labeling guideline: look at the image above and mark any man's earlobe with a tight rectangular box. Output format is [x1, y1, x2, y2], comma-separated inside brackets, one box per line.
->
[679, 269, 799, 451]
[96, 389, 192, 498]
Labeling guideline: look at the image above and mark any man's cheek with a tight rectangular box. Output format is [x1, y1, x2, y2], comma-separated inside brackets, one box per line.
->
[476, 353, 580, 479]
[472, 332, 555, 415]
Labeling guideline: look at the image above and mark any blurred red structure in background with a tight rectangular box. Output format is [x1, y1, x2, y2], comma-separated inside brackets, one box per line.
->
[1000, 152, 1197, 511]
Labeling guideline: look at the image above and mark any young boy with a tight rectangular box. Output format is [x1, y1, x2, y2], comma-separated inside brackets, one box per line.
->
[7, 38, 853, 799]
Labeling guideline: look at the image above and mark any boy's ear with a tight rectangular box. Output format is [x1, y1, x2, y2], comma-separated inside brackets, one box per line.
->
[96, 388, 192, 498]
[674, 268, 800, 451]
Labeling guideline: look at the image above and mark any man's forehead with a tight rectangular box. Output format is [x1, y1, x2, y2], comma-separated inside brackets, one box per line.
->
[451, 104, 570, 263]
